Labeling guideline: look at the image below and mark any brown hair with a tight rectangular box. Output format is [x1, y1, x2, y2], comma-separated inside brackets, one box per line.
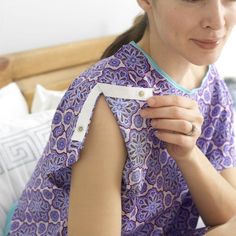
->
[100, 13, 148, 59]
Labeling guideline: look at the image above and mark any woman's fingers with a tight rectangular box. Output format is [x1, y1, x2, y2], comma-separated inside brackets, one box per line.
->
[141, 106, 202, 123]
[156, 130, 195, 148]
[151, 119, 195, 135]
[140, 95, 204, 153]
[147, 95, 198, 109]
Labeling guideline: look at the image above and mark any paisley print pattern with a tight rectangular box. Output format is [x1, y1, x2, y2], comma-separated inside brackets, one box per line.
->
[8, 42, 236, 235]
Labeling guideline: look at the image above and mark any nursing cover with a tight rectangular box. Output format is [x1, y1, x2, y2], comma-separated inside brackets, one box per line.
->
[8, 41, 236, 235]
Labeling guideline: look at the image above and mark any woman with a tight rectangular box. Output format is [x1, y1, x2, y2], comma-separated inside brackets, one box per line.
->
[8, 0, 236, 235]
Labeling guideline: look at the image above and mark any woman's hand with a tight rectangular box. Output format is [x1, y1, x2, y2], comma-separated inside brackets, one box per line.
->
[140, 95, 204, 163]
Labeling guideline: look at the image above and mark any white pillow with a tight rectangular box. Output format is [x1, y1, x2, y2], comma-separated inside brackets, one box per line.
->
[0, 110, 55, 233]
[31, 84, 65, 113]
[0, 83, 29, 120]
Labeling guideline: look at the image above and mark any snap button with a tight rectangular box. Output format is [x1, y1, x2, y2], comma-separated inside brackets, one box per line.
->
[138, 91, 145, 97]
[77, 126, 84, 132]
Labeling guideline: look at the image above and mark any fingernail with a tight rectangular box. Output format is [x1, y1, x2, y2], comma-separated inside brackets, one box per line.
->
[151, 120, 155, 126]
[140, 110, 146, 117]
[148, 98, 155, 106]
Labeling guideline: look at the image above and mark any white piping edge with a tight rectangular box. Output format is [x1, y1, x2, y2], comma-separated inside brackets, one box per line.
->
[71, 83, 154, 142]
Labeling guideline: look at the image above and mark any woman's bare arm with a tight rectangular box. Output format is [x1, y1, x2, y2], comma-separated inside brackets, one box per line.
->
[205, 215, 236, 235]
[68, 96, 127, 236]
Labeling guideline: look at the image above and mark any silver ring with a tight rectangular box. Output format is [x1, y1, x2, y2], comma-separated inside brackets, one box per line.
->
[186, 123, 196, 136]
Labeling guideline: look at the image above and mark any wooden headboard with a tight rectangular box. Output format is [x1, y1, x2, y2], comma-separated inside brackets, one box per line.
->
[0, 35, 116, 108]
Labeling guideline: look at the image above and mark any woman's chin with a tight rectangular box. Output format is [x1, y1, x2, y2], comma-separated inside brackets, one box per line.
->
[190, 53, 221, 66]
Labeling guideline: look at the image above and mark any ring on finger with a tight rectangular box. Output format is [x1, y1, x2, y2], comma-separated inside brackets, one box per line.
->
[186, 122, 196, 136]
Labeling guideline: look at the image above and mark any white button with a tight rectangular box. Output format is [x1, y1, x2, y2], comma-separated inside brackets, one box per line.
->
[138, 91, 145, 97]
[77, 126, 84, 132]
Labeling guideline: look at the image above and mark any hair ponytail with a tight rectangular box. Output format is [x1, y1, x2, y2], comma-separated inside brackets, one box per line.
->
[100, 13, 148, 59]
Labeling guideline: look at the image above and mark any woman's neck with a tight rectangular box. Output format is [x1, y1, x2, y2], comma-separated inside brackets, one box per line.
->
[137, 30, 208, 91]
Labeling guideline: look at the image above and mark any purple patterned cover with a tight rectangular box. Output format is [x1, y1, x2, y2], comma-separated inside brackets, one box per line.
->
[8, 42, 236, 235]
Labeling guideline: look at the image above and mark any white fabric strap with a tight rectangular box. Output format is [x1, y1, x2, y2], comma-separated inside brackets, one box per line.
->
[72, 84, 102, 141]
[72, 83, 154, 142]
[98, 83, 153, 100]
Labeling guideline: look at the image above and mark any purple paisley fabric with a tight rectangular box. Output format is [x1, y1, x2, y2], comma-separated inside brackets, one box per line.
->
[8, 42, 236, 236]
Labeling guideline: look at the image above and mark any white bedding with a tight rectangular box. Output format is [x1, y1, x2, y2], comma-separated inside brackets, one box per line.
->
[0, 83, 64, 235]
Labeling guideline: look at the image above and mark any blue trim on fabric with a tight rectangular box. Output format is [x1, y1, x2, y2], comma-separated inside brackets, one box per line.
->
[130, 41, 211, 94]
[3, 201, 18, 236]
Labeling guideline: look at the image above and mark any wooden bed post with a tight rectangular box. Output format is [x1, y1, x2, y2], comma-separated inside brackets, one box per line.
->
[0, 35, 116, 108]
[0, 57, 13, 87]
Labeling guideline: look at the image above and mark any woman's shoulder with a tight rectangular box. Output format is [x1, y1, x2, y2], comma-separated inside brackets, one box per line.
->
[206, 65, 233, 106]
[73, 42, 151, 88]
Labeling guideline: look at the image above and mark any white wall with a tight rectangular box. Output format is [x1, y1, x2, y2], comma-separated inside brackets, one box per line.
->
[0, 0, 141, 54]
[0, 0, 235, 77]
[216, 28, 236, 78]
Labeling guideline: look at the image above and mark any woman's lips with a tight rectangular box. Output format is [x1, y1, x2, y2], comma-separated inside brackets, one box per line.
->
[191, 39, 221, 50]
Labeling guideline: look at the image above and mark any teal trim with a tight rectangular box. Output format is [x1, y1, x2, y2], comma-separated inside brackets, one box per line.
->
[130, 41, 211, 94]
[3, 201, 18, 236]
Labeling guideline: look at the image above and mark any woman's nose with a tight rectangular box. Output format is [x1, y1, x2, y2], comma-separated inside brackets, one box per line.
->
[200, 1, 226, 31]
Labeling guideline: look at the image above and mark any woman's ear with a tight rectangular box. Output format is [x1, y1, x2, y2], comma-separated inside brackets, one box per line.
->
[137, 0, 153, 12]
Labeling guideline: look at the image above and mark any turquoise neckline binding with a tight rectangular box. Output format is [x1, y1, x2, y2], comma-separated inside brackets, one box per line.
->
[130, 40, 211, 94]
[3, 201, 18, 236]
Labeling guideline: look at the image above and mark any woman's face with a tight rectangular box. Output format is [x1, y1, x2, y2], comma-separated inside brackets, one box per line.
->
[146, 0, 236, 65]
